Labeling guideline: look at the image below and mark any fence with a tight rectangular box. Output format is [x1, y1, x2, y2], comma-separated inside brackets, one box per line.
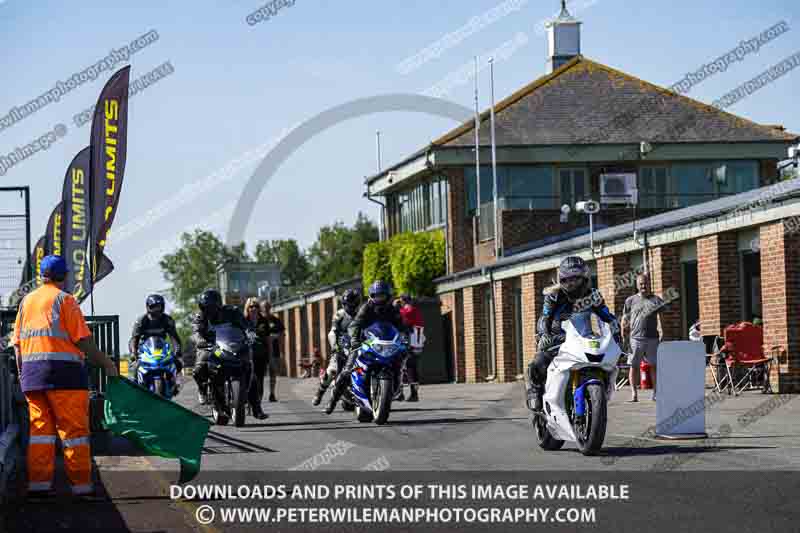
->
[0, 309, 23, 500]
[0, 187, 32, 309]
[86, 315, 121, 433]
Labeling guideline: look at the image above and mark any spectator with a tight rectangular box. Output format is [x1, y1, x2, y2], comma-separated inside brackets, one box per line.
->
[621, 273, 665, 402]
[245, 297, 269, 419]
[395, 294, 426, 402]
[259, 301, 285, 402]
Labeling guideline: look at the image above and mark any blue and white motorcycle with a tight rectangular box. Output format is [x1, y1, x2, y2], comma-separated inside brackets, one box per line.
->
[531, 311, 620, 455]
[136, 336, 180, 399]
[347, 322, 409, 425]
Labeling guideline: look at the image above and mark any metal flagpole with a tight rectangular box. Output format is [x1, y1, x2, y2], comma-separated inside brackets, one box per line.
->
[474, 56, 481, 228]
[489, 58, 500, 258]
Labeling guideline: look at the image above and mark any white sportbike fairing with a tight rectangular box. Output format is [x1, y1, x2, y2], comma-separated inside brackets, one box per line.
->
[539, 312, 620, 447]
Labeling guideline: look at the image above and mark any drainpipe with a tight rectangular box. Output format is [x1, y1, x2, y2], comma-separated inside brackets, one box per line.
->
[364, 186, 387, 241]
[486, 267, 498, 382]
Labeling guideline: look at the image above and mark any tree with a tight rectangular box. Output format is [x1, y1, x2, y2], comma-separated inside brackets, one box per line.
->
[307, 212, 379, 287]
[363, 230, 445, 297]
[253, 239, 312, 294]
[159, 230, 249, 338]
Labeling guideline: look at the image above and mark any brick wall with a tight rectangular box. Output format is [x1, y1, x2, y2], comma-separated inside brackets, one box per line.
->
[463, 284, 489, 383]
[498, 208, 667, 256]
[697, 233, 741, 337]
[286, 309, 297, 378]
[647, 244, 683, 340]
[293, 307, 306, 378]
[597, 254, 634, 316]
[321, 298, 334, 365]
[443, 168, 474, 274]
[760, 160, 779, 184]
[493, 278, 519, 382]
[518, 270, 555, 374]
[308, 301, 320, 360]
[760, 221, 800, 392]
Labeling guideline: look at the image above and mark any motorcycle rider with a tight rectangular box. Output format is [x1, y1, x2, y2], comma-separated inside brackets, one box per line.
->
[191, 289, 253, 405]
[525, 256, 620, 412]
[128, 294, 183, 379]
[312, 289, 361, 406]
[324, 280, 410, 414]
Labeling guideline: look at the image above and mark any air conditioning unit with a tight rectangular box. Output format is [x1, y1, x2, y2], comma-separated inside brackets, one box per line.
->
[600, 173, 638, 205]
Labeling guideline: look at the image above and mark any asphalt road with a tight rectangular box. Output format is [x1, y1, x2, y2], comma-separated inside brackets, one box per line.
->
[131, 376, 800, 472]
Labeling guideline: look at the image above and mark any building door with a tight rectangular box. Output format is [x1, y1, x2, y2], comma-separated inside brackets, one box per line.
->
[741, 251, 762, 322]
[682, 261, 699, 338]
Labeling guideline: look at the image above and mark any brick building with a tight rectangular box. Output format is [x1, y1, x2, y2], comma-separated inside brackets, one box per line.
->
[273, 4, 800, 391]
[363, 5, 799, 390]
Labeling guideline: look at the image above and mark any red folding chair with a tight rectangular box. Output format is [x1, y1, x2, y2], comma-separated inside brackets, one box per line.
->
[710, 322, 777, 395]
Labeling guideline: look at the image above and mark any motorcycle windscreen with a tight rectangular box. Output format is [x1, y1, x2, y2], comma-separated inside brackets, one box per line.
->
[364, 321, 399, 342]
[568, 311, 600, 338]
[139, 336, 173, 364]
[214, 324, 245, 352]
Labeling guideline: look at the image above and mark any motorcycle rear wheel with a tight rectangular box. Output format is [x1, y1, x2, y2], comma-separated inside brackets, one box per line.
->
[575, 383, 607, 456]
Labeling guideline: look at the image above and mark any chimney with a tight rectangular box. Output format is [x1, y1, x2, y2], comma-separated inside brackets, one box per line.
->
[545, 0, 581, 73]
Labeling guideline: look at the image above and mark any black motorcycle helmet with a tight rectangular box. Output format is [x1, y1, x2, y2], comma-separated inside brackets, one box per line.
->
[341, 289, 361, 316]
[368, 280, 392, 312]
[198, 289, 222, 316]
[145, 294, 165, 317]
[558, 256, 590, 300]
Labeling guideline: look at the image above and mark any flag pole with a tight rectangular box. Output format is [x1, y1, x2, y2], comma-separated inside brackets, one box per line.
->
[474, 56, 481, 235]
[489, 57, 500, 259]
[88, 140, 96, 316]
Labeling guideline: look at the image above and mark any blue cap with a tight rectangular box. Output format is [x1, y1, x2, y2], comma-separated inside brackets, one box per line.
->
[40, 255, 69, 277]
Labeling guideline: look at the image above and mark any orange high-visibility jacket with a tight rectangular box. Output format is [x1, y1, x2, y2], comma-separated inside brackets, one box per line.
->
[11, 283, 91, 392]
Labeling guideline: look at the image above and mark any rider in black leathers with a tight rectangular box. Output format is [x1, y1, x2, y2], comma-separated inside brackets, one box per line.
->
[191, 289, 253, 405]
[312, 289, 360, 406]
[129, 294, 184, 377]
[525, 256, 620, 412]
[324, 281, 410, 414]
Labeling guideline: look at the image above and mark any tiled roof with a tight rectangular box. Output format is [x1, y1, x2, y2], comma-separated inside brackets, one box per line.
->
[434, 56, 798, 147]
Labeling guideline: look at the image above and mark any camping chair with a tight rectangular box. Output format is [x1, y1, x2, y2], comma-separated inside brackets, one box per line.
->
[710, 322, 779, 395]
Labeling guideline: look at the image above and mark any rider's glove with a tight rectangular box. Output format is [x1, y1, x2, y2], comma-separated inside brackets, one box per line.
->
[538, 332, 553, 348]
[175, 359, 184, 373]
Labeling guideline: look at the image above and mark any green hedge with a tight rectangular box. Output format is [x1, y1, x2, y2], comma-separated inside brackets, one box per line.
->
[362, 230, 445, 297]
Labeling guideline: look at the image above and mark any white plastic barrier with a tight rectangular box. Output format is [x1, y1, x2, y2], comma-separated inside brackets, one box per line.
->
[655, 341, 708, 439]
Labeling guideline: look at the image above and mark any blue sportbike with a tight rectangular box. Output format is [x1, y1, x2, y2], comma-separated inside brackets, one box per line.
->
[348, 322, 409, 425]
[136, 336, 180, 399]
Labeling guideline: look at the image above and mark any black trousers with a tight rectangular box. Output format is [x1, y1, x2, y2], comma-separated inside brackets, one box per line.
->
[527, 349, 558, 389]
[249, 353, 268, 409]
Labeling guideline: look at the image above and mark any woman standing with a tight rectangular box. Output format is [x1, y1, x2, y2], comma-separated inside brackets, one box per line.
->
[245, 297, 269, 419]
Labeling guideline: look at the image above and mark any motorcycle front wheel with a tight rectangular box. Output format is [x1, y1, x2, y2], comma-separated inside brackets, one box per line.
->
[534, 413, 564, 451]
[371, 376, 393, 425]
[211, 380, 229, 426]
[575, 382, 607, 456]
[154, 377, 166, 398]
[230, 379, 246, 428]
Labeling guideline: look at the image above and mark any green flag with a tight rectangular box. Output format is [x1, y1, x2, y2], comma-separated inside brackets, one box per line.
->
[103, 376, 211, 483]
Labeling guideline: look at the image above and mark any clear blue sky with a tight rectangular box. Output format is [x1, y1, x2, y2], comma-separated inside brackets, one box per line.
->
[1, 0, 798, 337]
